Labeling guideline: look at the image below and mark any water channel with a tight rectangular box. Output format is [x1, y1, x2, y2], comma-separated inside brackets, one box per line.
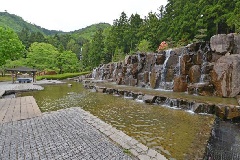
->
[17, 81, 234, 159]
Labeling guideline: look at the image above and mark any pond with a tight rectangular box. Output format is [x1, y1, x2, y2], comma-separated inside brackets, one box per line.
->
[18, 81, 215, 159]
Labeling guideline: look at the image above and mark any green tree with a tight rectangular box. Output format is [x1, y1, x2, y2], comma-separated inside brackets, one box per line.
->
[81, 42, 91, 71]
[0, 27, 25, 67]
[55, 51, 79, 73]
[66, 39, 81, 59]
[142, 12, 162, 51]
[26, 42, 58, 70]
[18, 28, 31, 57]
[112, 47, 125, 62]
[137, 39, 151, 53]
[88, 28, 105, 67]
[126, 13, 143, 54]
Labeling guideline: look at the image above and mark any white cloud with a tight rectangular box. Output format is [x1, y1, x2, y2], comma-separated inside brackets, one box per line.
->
[0, 0, 167, 32]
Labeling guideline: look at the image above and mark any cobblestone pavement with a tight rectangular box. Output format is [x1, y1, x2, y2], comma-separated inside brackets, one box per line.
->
[0, 108, 133, 160]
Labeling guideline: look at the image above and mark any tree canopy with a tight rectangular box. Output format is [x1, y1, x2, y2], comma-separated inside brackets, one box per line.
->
[0, 26, 25, 67]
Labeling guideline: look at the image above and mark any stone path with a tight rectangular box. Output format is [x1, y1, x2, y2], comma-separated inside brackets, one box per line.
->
[0, 107, 167, 160]
[0, 96, 41, 124]
[0, 108, 133, 160]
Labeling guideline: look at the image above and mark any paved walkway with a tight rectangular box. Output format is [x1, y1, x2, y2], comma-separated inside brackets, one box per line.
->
[0, 96, 41, 124]
[0, 83, 43, 92]
[0, 108, 133, 160]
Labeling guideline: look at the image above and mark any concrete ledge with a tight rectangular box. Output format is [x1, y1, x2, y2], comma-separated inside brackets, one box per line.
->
[79, 108, 168, 160]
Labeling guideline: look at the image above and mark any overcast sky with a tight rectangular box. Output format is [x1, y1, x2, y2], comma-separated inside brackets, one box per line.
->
[0, 0, 167, 32]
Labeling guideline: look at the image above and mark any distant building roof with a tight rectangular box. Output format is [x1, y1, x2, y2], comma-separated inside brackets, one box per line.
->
[6, 66, 37, 72]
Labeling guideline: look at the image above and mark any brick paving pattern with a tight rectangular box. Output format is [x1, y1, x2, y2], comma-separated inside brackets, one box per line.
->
[0, 108, 132, 160]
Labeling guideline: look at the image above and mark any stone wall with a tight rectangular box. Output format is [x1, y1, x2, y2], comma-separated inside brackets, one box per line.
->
[92, 33, 240, 98]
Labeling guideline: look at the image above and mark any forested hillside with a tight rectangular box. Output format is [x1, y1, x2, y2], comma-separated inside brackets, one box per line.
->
[0, 0, 239, 74]
[81, 0, 240, 70]
[0, 12, 64, 35]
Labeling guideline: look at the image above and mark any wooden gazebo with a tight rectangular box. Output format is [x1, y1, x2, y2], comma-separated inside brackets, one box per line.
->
[6, 67, 38, 83]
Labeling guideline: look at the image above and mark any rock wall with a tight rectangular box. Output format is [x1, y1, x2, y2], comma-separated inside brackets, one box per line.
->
[92, 33, 240, 98]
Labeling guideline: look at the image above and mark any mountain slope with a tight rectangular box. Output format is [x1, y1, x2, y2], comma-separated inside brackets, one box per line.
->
[70, 23, 111, 40]
[0, 12, 64, 35]
[0, 12, 111, 39]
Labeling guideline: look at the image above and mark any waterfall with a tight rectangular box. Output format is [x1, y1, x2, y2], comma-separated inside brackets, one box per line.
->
[177, 54, 182, 76]
[159, 49, 173, 90]
[199, 44, 211, 83]
[92, 68, 97, 79]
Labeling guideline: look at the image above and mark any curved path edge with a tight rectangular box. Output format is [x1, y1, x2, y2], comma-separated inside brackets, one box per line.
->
[77, 107, 168, 160]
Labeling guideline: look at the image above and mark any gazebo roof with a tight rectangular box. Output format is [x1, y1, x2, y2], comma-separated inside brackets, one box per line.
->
[6, 66, 37, 72]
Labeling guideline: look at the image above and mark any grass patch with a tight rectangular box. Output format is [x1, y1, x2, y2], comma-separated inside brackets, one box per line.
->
[0, 76, 12, 82]
[123, 149, 131, 154]
[36, 71, 91, 80]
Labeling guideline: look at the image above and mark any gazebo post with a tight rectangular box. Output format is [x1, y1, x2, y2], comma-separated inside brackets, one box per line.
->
[33, 71, 36, 83]
[11, 71, 14, 83]
[16, 71, 18, 82]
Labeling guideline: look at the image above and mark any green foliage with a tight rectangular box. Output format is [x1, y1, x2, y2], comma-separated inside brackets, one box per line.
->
[27, 42, 58, 70]
[193, 29, 208, 43]
[70, 23, 111, 41]
[0, 26, 25, 67]
[112, 48, 125, 62]
[6, 42, 80, 73]
[36, 72, 90, 80]
[55, 51, 80, 73]
[137, 39, 151, 53]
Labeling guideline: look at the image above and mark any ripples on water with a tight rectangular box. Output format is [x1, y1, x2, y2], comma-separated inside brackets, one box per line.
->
[19, 82, 214, 159]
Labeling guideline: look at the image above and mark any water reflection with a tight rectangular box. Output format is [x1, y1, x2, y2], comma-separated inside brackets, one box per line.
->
[18, 81, 214, 159]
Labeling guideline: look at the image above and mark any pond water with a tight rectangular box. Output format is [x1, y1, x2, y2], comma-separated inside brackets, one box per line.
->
[18, 81, 215, 159]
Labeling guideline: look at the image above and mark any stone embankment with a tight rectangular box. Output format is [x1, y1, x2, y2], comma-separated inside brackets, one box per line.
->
[83, 80, 240, 120]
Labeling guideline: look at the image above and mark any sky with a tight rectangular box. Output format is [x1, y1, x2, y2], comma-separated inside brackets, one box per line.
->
[0, 0, 168, 32]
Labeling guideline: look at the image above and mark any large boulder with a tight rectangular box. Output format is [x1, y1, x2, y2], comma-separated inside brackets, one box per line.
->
[188, 65, 201, 83]
[210, 34, 233, 55]
[173, 76, 188, 92]
[211, 54, 240, 97]
[149, 65, 161, 89]
[180, 54, 193, 75]
[144, 53, 156, 72]
[210, 33, 240, 55]
[233, 34, 240, 54]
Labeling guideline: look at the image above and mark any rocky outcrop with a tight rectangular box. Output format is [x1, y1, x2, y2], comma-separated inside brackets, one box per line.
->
[92, 33, 240, 98]
[211, 54, 240, 97]
[173, 76, 188, 92]
[189, 65, 201, 83]
[210, 33, 240, 55]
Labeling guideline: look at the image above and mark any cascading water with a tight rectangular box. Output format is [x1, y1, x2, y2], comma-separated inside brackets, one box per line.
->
[199, 44, 211, 83]
[159, 49, 173, 90]
[92, 68, 97, 79]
